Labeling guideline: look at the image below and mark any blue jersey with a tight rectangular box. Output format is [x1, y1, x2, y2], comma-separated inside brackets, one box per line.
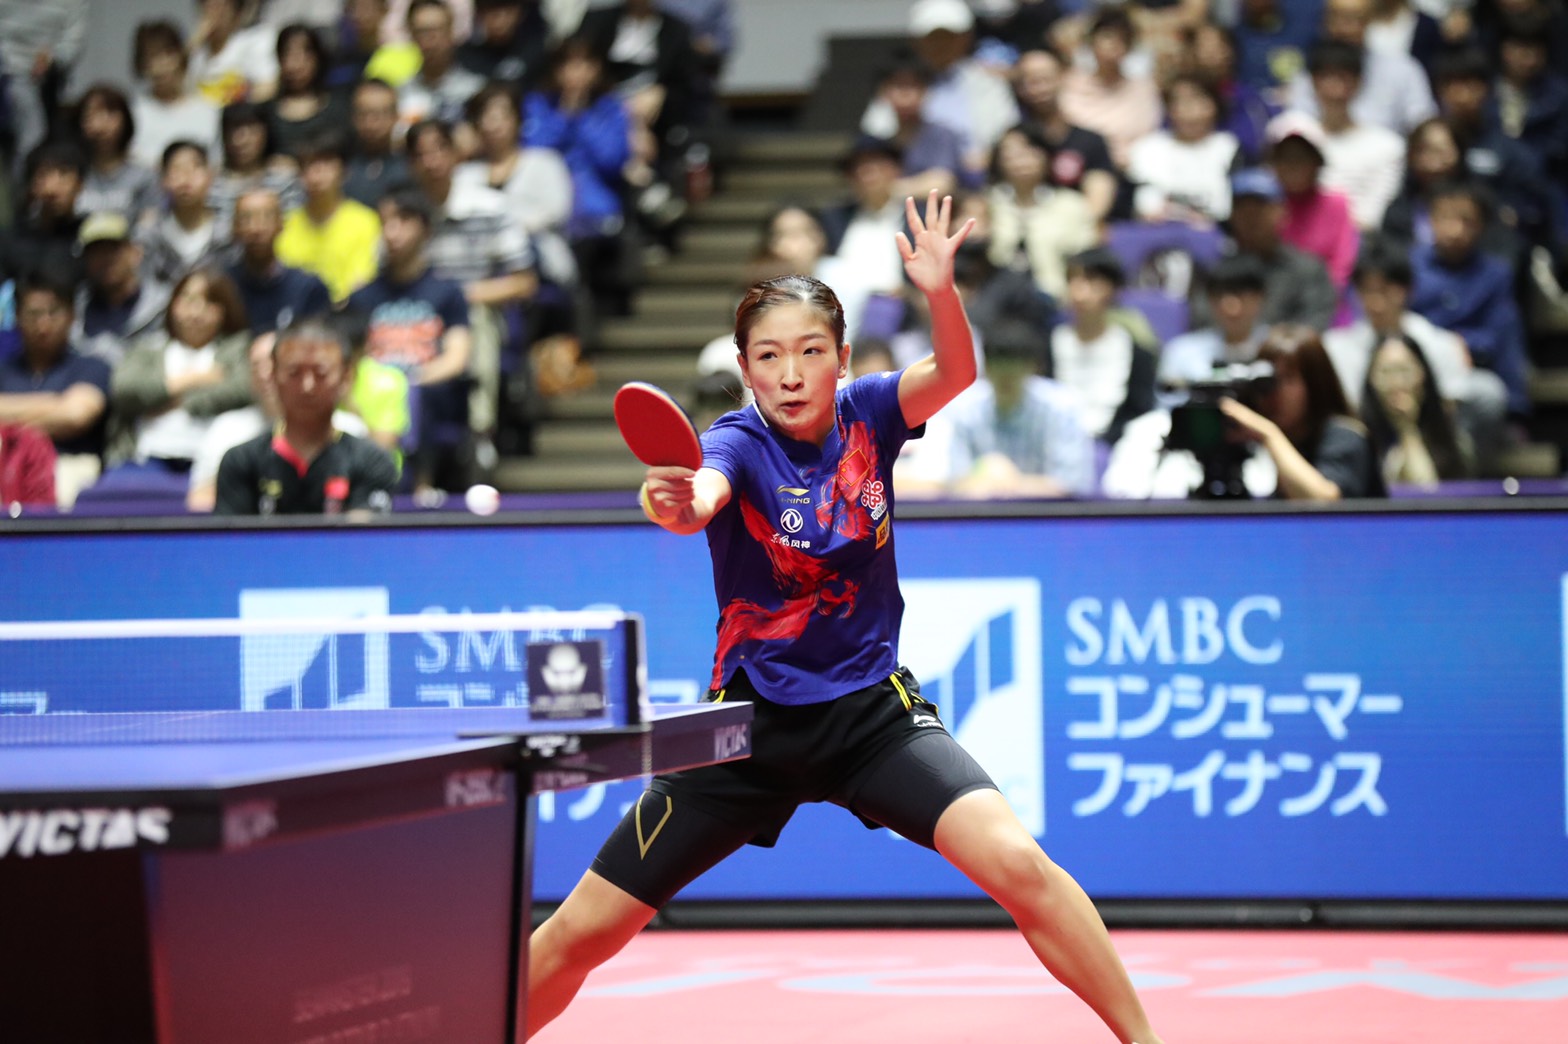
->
[700, 371, 916, 705]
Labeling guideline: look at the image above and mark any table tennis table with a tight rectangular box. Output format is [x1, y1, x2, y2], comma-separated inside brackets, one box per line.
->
[0, 702, 752, 1044]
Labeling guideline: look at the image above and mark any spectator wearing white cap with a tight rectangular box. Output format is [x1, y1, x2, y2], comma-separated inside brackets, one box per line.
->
[861, 0, 1020, 171]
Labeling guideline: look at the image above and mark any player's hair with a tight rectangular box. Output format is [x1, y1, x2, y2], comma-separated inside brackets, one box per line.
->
[733, 275, 846, 354]
[275, 315, 353, 365]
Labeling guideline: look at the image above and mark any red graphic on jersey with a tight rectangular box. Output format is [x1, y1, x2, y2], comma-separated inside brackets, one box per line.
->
[862, 479, 886, 514]
[709, 421, 885, 688]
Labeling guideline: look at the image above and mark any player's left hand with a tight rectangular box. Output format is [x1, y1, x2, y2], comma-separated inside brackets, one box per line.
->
[896, 190, 975, 297]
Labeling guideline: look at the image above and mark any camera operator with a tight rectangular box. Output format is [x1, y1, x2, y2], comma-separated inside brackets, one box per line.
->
[1218, 324, 1385, 501]
[1104, 325, 1384, 501]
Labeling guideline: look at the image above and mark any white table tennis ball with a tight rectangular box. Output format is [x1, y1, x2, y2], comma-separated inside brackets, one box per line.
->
[464, 483, 500, 516]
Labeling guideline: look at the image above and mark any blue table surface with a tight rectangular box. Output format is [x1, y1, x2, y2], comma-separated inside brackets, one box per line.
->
[0, 705, 723, 794]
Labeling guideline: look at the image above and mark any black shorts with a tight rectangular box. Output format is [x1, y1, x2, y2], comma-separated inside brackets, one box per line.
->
[589, 667, 999, 909]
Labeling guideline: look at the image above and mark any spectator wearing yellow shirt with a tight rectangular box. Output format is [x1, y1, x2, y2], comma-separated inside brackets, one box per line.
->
[275, 134, 383, 302]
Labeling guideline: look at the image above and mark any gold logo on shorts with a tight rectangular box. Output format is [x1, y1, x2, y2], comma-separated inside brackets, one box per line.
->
[636, 794, 674, 859]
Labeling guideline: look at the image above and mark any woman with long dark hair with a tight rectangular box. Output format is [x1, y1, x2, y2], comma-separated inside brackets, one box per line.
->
[1360, 332, 1471, 486]
[261, 24, 351, 161]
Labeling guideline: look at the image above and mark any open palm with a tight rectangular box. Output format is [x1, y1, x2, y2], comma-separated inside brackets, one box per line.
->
[896, 191, 975, 296]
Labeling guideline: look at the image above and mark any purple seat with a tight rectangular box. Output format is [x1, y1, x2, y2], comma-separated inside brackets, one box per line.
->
[1106, 222, 1226, 300]
[1117, 288, 1190, 347]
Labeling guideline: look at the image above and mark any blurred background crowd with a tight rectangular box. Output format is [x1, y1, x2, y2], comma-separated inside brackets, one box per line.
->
[0, 0, 1565, 512]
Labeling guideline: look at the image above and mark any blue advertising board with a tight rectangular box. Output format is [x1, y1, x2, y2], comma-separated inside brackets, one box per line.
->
[2, 507, 1566, 901]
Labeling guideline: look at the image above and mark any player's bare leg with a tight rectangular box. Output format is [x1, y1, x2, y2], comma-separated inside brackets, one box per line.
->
[526, 869, 657, 1039]
[934, 789, 1163, 1044]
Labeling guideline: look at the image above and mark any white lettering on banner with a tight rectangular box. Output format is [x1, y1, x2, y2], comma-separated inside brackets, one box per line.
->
[1065, 597, 1283, 666]
[714, 723, 750, 761]
[224, 801, 279, 848]
[0, 807, 172, 859]
[445, 769, 508, 808]
[1068, 750, 1389, 818]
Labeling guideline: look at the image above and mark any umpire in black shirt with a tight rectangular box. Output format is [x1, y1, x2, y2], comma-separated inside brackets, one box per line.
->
[215, 318, 398, 516]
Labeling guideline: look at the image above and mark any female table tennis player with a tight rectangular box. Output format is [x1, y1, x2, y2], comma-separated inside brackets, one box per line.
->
[527, 192, 1164, 1044]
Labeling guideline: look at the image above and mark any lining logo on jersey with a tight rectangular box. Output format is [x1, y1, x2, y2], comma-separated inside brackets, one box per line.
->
[776, 485, 811, 504]
[861, 479, 887, 521]
[780, 508, 804, 534]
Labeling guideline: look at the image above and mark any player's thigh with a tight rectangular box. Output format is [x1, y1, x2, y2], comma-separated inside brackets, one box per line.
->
[845, 730, 999, 850]
[590, 780, 787, 909]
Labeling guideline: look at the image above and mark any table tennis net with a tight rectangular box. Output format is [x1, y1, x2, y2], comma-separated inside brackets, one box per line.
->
[0, 610, 643, 724]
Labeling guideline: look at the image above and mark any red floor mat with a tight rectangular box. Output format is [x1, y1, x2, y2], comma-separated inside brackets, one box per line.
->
[535, 928, 1568, 1043]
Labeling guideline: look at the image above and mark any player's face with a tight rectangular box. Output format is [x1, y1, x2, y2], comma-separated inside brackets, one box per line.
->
[739, 302, 847, 447]
[273, 338, 346, 423]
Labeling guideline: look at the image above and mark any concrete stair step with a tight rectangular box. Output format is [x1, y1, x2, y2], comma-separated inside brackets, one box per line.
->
[634, 287, 739, 317]
[645, 258, 753, 287]
[533, 423, 633, 456]
[538, 388, 616, 421]
[600, 320, 727, 352]
[722, 167, 842, 194]
[691, 193, 838, 224]
[1495, 441, 1561, 478]
[677, 225, 761, 258]
[494, 455, 646, 493]
[1529, 368, 1568, 405]
[723, 133, 853, 164]
[592, 352, 703, 385]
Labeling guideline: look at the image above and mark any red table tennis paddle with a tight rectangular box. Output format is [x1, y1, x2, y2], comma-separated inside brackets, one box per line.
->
[613, 382, 703, 470]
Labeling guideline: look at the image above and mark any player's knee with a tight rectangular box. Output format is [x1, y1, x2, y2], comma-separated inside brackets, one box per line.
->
[538, 896, 650, 972]
[983, 836, 1058, 907]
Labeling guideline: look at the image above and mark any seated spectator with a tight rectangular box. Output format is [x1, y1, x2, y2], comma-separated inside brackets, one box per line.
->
[1048, 247, 1155, 444]
[408, 117, 537, 459]
[819, 136, 914, 301]
[345, 79, 414, 208]
[107, 267, 252, 473]
[1408, 180, 1532, 418]
[460, 83, 577, 292]
[347, 186, 473, 493]
[0, 141, 88, 288]
[331, 0, 423, 89]
[1365, 0, 1448, 76]
[861, 0, 1020, 171]
[0, 274, 111, 505]
[460, 0, 552, 92]
[1127, 74, 1240, 226]
[1468, 0, 1568, 70]
[874, 57, 979, 198]
[130, 20, 221, 171]
[140, 142, 229, 286]
[934, 318, 1094, 499]
[214, 318, 397, 516]
[657, 0, 736, 129]
[1360, 332, 1471, 486]
[1494, 9, 1568, 190]
[1286, 0, 1437, 136]
[1106, 323, 1385, 500]
[227, 187, 333, 334]
[1197, 168, 1337, 330]
[1304, 40, 1406, 231]
[189, 0, 279, 106]
[1231, 0, 1325, 97]
[1430, 46, 1563, 264]
[1325, 238, 1507, 466]
[0, 421, 56, 508]
[260, 24, 352, 162]
[188, 328, 371, 511]
[209, 102, 304, 228]
[74, 213, 171, 366]
[1266, 114, 1360, 325]
[748, 203, 876, 344]
[1058, 6, 1163, 170]
[1179, 20, 1276, 163]
[984, 124, 1099, 301]
[74, 84, 162, 226]
[1011, 46, 1121, 222]
[1160, 253, 1271, 396]
[275, 134, 382, 303]
[398, 0, 488, 138]
[523, 37, 633, 316]
[1218, 323, 1386, 499]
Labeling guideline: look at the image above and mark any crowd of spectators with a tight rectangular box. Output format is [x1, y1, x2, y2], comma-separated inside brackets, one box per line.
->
[0, 0, 727, 512]
[716, 0, 1566, 503]
[0, 0, 1565, 513]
